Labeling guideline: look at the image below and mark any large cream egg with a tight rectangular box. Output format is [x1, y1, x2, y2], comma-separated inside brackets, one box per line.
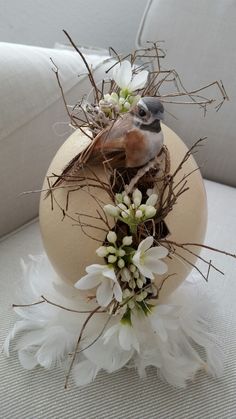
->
[39, 125, 207, 301]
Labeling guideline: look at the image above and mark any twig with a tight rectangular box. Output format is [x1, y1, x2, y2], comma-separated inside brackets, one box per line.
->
[64, 305, 101, 389]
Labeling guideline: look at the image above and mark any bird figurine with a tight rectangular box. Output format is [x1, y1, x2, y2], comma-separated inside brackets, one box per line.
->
[50, 97, 165, 191]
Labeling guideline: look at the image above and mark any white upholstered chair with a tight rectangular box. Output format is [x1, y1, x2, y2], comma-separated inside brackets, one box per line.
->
[1, 1, 236, 418]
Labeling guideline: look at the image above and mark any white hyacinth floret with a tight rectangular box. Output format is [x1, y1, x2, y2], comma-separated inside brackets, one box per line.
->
[104, 188, 158, 234]
[98, 60, 148, 116]
[76, 187, 169, 325]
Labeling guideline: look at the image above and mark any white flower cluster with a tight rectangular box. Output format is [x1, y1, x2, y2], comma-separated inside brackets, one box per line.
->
[104, 188, 158, 234]
[99, 92, 140, 115]
[96, 231, 132, 269]
[120, 236, 168, 310]
[76, 235, 168, 312]
[99, 60, 148, 116]
[75, 186, 168, 319]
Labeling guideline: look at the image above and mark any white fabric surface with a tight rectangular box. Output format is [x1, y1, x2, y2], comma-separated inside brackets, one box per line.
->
[1, 179, 236, 418]
[0, 43, 111, 238]
[137, 0, 236, 187]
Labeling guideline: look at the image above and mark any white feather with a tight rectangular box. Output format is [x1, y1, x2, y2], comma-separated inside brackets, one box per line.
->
[4, 254, 225, 388]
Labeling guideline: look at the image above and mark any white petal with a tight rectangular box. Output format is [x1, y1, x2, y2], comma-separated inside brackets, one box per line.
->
[138, 236, 153, 253]
[154, 260, 168, 275]
[128, 70, 148, 91]
[143, 255, 168, 275]
[102, 267, 117, 282]
[146, 246, 169, 259]
[137, 264, 154, 280]
[113, 60, 132, 89]
[86, 264, 105, 273]
[133, 252, 154, 279]
[75, 273, 102, 290]
[132, 252, 154, 279]
[132, 251, 141, 270]
[113, 282, 123, 302]
[72, 360, 99, 386]
[96, 280, 113, 307]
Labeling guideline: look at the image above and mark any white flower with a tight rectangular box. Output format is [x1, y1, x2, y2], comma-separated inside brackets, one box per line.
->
[132, 237, 168, 280]
[103, 323, 140, 352]
[113, 61, 148, 92]
[75, 264, 122, 307]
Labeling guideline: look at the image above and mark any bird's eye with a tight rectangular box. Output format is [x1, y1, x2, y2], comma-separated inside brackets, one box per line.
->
[138, 108, 146, 117]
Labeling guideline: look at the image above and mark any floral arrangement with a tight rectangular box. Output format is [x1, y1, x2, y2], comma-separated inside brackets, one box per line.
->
[5, 32, 236, 389]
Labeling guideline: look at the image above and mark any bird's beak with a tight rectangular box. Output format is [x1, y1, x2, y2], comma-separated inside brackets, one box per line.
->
[156, 111, 164, 121]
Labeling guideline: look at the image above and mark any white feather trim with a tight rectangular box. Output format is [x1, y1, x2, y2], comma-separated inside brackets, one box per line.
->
[4, 254, 224, 388]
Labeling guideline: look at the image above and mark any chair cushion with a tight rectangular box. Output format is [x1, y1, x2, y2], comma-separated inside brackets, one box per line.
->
[1, 179, 236, 418]
[137, 0, 236, 187]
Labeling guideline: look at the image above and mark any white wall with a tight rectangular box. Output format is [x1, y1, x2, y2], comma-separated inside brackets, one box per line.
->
[0, 0, 148, 53]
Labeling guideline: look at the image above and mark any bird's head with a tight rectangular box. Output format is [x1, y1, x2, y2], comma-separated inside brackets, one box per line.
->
[131, 97, 164, 127]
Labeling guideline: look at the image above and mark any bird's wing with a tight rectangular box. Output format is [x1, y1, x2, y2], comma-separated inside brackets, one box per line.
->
[47, 114, 133, 194]
[96, 113, 133, 142]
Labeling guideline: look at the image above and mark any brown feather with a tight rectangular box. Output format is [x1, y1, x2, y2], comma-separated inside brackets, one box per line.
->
[47, 114, 133, 195]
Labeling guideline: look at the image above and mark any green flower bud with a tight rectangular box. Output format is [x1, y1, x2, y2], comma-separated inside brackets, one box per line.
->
[132, 189, 142, 207]
[122, 236, 133, 246]
[129, 264, 136, 273]
[137, 278, 143, 289]
[123, 195, 131, 206]
[107, 246, 116, 254]
[123, 288, 132, 298]
[96, 246, 108, 257]
[104, 204, 120, 217]
[128, 300, 135, 310]
[144, 206, 156, 218]
[146, 193, 158, 206]
[121, 268, 131, 282]
[108, 254, 117, 263]
[118, 259, 125, 268]
[117, 249, 126, 257]
[107, 231, 117, 243]
[135, 209, 143, 219]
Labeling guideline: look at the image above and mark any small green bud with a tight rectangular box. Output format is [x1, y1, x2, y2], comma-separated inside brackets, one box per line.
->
[108, 255, 117, 263]
[107, 231, 117, 243]
[118, 259, 125, 268]
[122, 236, 133, 246]
[96, 246, 108, 257]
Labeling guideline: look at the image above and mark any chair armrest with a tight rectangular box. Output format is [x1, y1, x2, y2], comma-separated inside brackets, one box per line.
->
[0, 42, 111, 237]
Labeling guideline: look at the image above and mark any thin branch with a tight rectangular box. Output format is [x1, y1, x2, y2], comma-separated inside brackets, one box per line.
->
[64, 305, 101, 389]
